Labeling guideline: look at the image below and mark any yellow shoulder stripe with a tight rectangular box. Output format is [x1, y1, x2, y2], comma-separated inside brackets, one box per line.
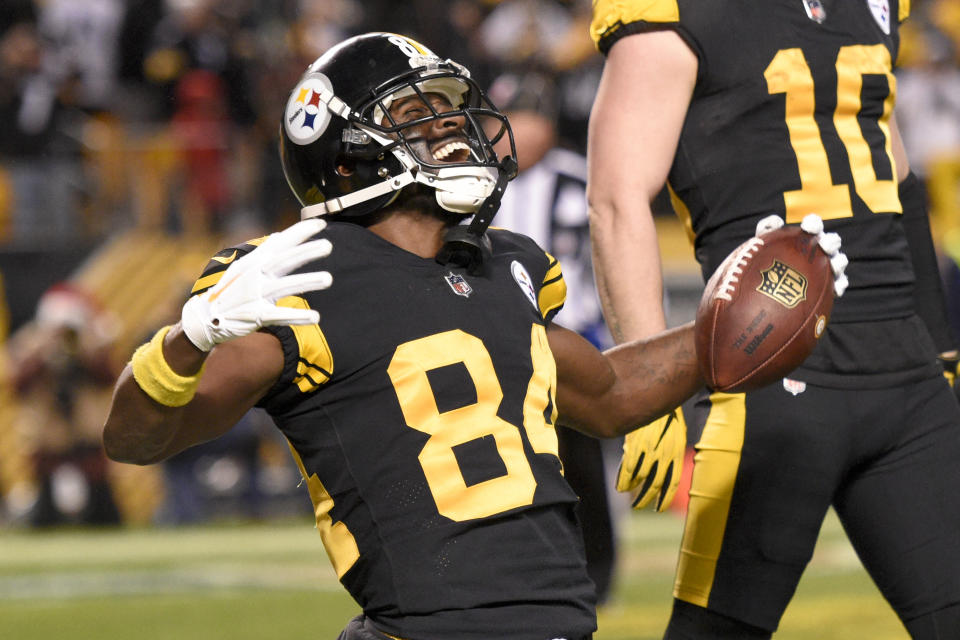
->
[277, 295, 333, 392]
[591, 0, 680, 48]
[191, 271, 223, 294]
[190, 237, 268, 294]
[538, 253, 567, 319]
[899, 0, 909, 22]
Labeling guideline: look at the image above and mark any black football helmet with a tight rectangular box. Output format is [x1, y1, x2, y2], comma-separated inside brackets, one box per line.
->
[280, 32, 516, 221]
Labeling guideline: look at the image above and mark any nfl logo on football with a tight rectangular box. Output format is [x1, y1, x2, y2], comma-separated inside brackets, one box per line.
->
[757, 260, 808, 309]
[445, 272, 473, 298]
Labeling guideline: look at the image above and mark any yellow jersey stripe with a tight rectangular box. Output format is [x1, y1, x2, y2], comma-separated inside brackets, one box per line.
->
[287, 444, 360, 578]
[277, 295, 333, 392]
[191, 271, 223, 294]
[538, 254, 567, 319]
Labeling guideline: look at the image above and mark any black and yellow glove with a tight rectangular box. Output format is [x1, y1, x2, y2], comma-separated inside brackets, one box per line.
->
[940, 351, 959, 401]
[616, 409, 687, 512]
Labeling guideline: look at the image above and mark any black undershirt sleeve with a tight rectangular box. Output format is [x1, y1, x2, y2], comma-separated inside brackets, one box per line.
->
[900, 172, 957, 356]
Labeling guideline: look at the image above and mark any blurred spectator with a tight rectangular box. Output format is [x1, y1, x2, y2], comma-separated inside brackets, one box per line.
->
[35, 0, 130, 237]
[896, 20, 960, 349]
[169, 69, 232, 234]
[478, 0, 600, 151]
[896, 26, 960, 193]
[7, 283, 121, 526]
[140, 0, 257, 125]
[358, 0, 495, 87]
[0, 10, 82, 245]
[489, 70, 607, 344]
[489, 70, 618, 603]
[289, 0, 361, 63]
[128, 0, 264, 234]
[36, 0, 126, 113]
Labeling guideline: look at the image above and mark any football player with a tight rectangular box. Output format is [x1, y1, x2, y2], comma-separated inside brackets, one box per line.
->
[102, 33, 840, 639]
[587, 1, 960, 639]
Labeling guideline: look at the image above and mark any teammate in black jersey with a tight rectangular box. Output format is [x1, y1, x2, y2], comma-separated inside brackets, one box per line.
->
[587, 1, 960, 638]
[102, 32, 839, 639]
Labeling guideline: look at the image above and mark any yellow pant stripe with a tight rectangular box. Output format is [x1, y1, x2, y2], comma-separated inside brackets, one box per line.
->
[674, 392, 746, 606]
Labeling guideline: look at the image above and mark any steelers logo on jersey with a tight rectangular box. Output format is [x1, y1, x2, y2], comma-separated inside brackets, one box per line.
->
[284, 73, 334, 145]
[511, 260, 538, 310]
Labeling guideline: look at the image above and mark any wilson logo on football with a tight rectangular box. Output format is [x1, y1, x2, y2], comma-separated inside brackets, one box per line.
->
[757, 260, 807, 309]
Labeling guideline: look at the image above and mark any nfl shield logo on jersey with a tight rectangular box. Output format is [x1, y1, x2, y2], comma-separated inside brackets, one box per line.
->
[783, 378, 807, 396]
[444, 271, 473, 297]
[867, 0, 890, 34]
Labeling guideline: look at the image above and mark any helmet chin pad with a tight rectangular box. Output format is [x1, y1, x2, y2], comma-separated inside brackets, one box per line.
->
[424, 166, 499, 214]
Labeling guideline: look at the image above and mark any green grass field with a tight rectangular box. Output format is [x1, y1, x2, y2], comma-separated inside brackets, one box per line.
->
[0, 510, 907, 639]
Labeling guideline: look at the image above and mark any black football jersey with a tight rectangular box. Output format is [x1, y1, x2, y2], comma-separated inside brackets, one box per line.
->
[189, 222, 597, 639]
[593, 0, 913, 323]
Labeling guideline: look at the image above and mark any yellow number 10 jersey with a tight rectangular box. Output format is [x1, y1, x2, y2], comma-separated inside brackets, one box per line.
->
[594, 0, 913, 325]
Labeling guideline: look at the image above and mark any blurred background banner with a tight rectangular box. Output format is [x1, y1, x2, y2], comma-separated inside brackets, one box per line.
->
[0, 1, 957, 637]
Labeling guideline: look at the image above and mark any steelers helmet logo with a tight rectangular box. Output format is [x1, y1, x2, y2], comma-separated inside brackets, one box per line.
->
[284, 73, 334, 145]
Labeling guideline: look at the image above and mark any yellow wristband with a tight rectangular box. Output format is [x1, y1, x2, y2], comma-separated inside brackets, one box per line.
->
[131, 326, 205, 407]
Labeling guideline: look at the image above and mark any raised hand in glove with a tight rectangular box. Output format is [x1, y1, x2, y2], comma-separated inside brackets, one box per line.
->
[617, 409, 687, 511]
[181, 218, 333, 352]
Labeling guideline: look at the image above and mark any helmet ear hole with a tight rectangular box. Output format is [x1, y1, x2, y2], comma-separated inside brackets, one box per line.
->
[335, 158, 356, 177]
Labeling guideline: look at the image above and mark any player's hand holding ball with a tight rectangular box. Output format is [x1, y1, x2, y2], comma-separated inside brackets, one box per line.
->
[695, 214, 847, 393]
[181, 218, 334, 352]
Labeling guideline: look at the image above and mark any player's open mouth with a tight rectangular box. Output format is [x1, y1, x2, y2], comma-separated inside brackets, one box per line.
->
[431, 140, 471, 162]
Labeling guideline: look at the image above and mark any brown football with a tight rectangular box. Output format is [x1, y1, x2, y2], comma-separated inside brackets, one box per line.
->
[694, 225, 835, 393]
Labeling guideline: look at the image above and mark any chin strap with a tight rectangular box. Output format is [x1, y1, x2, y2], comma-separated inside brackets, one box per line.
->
[436, 156, 518, 275]
[301, 172, 416, 218]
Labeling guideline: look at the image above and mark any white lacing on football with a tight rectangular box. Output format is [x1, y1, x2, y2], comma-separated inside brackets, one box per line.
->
[714, 237, 765, 302]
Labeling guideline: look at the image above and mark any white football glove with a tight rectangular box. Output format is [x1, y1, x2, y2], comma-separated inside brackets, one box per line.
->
[181, 218, 333, 352]
[755, 213, 848, 297]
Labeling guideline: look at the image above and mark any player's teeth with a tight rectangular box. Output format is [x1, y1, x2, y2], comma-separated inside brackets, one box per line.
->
[433, 142, 468, 160]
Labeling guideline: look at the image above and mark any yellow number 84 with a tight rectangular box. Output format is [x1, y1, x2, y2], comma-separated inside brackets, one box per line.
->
[387, 326, 559, 522]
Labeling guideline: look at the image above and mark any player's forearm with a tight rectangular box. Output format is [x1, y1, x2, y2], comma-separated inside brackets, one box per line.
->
[603, 323, 701, 435]
[102, 325, 210, 464]
[557, 323, 701, 438]
[585, 31, 693, 343]
[102, 366, 188, 464]
[589, 200, 668, 342]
